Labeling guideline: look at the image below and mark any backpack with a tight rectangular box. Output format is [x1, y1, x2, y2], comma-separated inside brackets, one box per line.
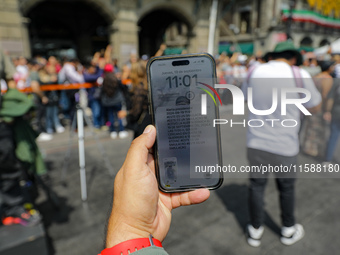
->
[0, 122, 20, 172]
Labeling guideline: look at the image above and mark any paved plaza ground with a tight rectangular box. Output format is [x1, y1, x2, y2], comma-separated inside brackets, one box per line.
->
[35, 106, 340, 255]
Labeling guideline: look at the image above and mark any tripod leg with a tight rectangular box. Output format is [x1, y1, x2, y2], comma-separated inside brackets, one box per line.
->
[77, 108, 87, 202]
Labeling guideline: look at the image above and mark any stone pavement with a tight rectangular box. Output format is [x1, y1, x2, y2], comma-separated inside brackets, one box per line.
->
[35, 107, 340, 255]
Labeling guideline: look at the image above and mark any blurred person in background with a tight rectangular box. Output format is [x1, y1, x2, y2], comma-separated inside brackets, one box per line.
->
[46, 56, 61, 74]
[27, 59, 52, 141]
[112, 58, 121, 78]
[83, 55, 105, 129]
[242, 41, 321, 247]
[39, 64, 65, 134]
[98, 45, 115, 78]
[58, 58, 84, 122]
[34, 55, 47, 66]
[121, 50, 138, 85]
[222, 52, 248, 88]
[333, 54, 340, 78]
[101, 72, 128, 139]
[324, 78, 340, 164]
[16, 56, 29, 74]
[14, 56, 29, 90]
[301, 52, 321, 76]
[216, 60, 227, 84]
[223, 53, 236, 85]
[141, 54, 150, 67]
[119, 60, 151, 138]
[219, 54, 234, 104]
[232, 54, 248, 87]
[11, 57, 18, 68]
[301, 60, 334, 157]
[248, 51, 264, 68]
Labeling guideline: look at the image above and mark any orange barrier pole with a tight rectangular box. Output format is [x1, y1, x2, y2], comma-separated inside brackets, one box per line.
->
[121, 79, 132, 85]
[1, 82, 97, 94]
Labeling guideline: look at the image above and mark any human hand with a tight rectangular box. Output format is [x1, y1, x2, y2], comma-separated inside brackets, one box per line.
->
[98, 58, 106, 69]
[105, 125, 210, 248]
[160, 43, 167, 51]
[324, 112, 332, 122]
[117, 110, 127, 119]
[106, 44, 112, 52]
[41, 96, 49, 105]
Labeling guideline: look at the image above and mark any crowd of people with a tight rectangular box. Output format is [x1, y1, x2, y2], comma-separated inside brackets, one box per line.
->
[0, 45, 158, 229]
[0, 45, 163, 142]
[1, 40, 340, 254]
[3, 43, 338, 163]
[0, 43, 170, 229]
[214, 46, 339, 165]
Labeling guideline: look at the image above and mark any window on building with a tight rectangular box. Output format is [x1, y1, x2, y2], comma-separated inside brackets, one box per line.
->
[300, 36, 313, 47]
[240, 11, 251, 34]
[164, 22, 188, 47]
[319, 39, 330, 47]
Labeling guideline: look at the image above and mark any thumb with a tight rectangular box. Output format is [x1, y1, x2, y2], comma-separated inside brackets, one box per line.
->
[123, 125, 156, 174]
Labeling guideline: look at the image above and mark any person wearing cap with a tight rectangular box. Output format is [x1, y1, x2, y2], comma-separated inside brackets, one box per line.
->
[301, 52, 321, 77]
[242, 40, 321, 247]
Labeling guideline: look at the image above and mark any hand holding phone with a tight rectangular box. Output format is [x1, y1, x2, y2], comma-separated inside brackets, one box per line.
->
[147, 53, 223, 192]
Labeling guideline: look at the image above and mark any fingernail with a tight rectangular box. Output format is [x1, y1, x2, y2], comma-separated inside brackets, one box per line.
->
[143, 125, 152, 134]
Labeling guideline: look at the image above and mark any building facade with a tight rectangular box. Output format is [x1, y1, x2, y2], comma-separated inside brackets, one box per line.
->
[1, 0, 339, 62]
[0, 0, 221, 63]
[219, 0, 340, 55]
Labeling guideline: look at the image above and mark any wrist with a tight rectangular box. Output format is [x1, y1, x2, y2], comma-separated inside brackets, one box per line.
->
[106, 219, 150, 248]
[101, 235, 162, 255]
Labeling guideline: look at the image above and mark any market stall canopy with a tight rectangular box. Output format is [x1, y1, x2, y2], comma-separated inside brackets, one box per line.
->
[314, 38, 340, 56]
[219, 42, 254, 55]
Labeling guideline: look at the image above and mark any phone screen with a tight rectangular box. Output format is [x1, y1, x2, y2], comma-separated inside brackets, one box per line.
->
[147, 54, 223, 192]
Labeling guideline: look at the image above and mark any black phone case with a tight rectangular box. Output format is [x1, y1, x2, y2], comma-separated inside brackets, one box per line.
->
[146, 53, 223, 192]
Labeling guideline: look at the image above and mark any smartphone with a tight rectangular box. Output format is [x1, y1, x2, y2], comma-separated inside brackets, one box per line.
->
[147, 53, 223, 192]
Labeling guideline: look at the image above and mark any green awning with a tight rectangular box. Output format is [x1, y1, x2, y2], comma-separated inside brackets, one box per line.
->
[219, 42, 254, 55]
[219, 45, 230, 54]
[164, 47, 186, 55]
[299, 46, 314, 52]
